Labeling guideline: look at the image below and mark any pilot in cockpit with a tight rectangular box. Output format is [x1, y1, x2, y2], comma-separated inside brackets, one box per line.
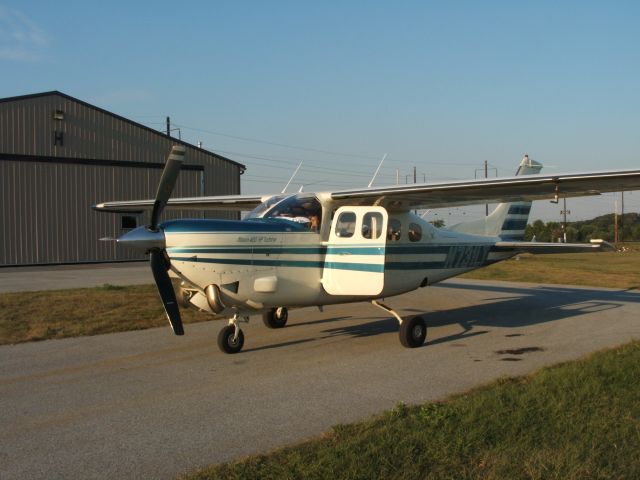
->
[268, 196, 322, 232]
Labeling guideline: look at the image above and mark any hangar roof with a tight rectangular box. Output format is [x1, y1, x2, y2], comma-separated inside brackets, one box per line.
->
[0, 90, 246, 172]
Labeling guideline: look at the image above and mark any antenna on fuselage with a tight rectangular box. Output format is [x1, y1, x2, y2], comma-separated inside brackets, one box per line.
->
[368, 153, 388, 188]
[282, 161, 303, 194]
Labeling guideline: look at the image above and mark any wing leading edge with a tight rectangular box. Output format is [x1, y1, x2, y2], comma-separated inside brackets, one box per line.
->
[93, 168, 640, 213]
[330, 169, 640, 210]
[93, 194, 266, 213]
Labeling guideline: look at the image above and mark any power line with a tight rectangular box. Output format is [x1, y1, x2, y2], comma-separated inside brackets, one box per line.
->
[172, 123, 481, 168]
[173, 123, 378, 160]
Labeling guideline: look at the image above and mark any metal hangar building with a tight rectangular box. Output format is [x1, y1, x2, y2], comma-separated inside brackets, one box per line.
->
[0, 91, 245, 266]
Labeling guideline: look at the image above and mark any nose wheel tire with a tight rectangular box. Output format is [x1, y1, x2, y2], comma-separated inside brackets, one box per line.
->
[399, 315, 426, 348]
[262, 307, 288, 329]
[217, 325, 244, 354]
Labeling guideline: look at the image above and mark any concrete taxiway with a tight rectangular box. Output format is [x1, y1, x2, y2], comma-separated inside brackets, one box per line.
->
[1, 279, 639, 479]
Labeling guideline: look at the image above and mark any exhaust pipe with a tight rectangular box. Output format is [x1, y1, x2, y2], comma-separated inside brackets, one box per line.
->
[205, 284, 227, 314]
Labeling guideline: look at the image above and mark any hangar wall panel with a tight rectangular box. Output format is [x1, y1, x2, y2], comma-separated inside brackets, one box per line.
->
[0, 160, 203, 265]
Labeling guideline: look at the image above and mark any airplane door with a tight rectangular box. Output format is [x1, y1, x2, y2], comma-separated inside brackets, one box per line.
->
[321, 206, 388, 296]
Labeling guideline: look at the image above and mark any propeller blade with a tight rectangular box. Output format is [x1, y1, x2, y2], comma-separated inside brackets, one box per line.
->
[150, 145, 185, 229]
[149, 249, 184, 335]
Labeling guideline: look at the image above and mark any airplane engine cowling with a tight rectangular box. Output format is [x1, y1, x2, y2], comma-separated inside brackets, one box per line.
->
[205, 284, 226, 314]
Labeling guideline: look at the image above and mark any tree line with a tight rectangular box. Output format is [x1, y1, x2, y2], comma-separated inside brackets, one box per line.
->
[523, 213, 640, 243]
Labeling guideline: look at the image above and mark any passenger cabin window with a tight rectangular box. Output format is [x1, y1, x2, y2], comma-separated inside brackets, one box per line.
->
[408, 223, 422, 242]
[362, 212, 383, 240]
[335, 211, 356, 238]
[387, 218, 401, 241]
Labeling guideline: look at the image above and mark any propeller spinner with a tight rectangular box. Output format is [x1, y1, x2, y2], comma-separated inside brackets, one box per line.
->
[117, 145, 186, 335]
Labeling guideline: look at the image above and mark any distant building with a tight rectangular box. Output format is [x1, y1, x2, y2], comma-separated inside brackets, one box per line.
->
[0, 91, 245, 266]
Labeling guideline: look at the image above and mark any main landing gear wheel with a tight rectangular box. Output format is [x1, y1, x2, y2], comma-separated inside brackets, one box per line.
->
[217, 325, 244, 354]
[262, 307, 288, 329]
[399, 315, 427, 348]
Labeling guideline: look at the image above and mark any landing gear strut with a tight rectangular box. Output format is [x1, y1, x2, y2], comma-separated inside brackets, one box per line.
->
[371, 300, 426, 348]
[262, 307, 288, 329]
[217, 314, 249, 354]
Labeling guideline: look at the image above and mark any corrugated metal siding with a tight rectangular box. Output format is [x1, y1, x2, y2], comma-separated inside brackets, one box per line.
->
[0, 160, 207, 265]
[0, 92, 242, 265]
[0, 94, 242, 169]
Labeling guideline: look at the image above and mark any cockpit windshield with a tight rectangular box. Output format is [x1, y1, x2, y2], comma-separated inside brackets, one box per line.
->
[244, 195, 289, 219]
[245, 194, 322, 232]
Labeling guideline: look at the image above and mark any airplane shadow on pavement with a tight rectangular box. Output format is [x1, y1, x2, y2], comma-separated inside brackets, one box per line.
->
[319, 282, 639, 347]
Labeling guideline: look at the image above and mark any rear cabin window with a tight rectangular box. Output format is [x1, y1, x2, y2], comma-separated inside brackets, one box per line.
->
[362, 212, 384, 239]
[408, 223, 422, 242]
[387, 218, 401, 241]
[335, 211, 356, 238]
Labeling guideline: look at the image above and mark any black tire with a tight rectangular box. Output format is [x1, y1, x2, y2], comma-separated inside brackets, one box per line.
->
[399, 315, 426, 348]
[217, 325, 244, 354]
[262, 307, 288, 329]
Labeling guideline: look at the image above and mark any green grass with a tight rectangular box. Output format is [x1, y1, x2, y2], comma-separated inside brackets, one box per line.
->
[183, 341, 640, 480]
[0, 283, 209, 345]
[462, 249, 640, 290]
[1, 247, 638, 345]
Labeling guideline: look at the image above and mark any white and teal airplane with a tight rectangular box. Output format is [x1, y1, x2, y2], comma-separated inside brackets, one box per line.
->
[94, 146, 640, 354]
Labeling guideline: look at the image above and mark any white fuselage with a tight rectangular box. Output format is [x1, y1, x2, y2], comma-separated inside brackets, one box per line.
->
[163, 206, 515, 318]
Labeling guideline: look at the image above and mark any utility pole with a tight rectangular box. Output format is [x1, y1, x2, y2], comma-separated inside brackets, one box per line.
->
[560, 198, 570, 243]
[396, 169, 399, 185]
[166, 116, 171, 136]
[484, 160, 489, 216]
[413, 166, 417, 184]
[620, 191, 625, 242]
[614, 199, 619, 244]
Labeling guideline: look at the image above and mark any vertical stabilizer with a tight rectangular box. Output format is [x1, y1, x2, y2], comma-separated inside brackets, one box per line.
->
[447, 155, 542, 238]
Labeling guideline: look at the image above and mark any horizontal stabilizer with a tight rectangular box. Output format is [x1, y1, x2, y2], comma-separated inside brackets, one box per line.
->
[495, 239, 615, 254]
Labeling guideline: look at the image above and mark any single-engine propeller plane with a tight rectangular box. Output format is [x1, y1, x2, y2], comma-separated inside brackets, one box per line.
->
[94, 146, 640, 353]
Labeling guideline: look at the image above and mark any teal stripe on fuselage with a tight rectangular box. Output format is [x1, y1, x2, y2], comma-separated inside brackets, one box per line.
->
[170, 255, 505, 272]
[167, 246, 385, 255]
[167, 244, 495, 256]
[170, 256, 384, 272]
[168, 243, 511, 272]
[386, 261, 446, 270]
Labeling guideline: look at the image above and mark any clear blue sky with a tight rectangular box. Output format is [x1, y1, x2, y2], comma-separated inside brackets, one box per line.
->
[2, 1, 639, 221]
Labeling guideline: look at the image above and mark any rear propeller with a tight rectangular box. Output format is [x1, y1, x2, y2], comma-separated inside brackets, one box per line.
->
[117, 145, 186, 335]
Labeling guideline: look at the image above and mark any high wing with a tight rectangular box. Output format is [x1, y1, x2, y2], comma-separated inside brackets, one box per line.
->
[330, 169, 640, 210]
[93, 194, 266, 213]
[93, 168, 640, 213]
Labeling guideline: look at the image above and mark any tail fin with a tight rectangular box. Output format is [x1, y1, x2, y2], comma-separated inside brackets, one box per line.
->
[447, 155, 542, 239]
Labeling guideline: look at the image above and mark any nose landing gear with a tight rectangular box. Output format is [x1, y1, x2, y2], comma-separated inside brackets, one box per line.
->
[217, 314, 249, 354]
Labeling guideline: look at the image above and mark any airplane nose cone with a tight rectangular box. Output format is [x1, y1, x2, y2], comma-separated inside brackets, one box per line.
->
[117, 226, 166, 251]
